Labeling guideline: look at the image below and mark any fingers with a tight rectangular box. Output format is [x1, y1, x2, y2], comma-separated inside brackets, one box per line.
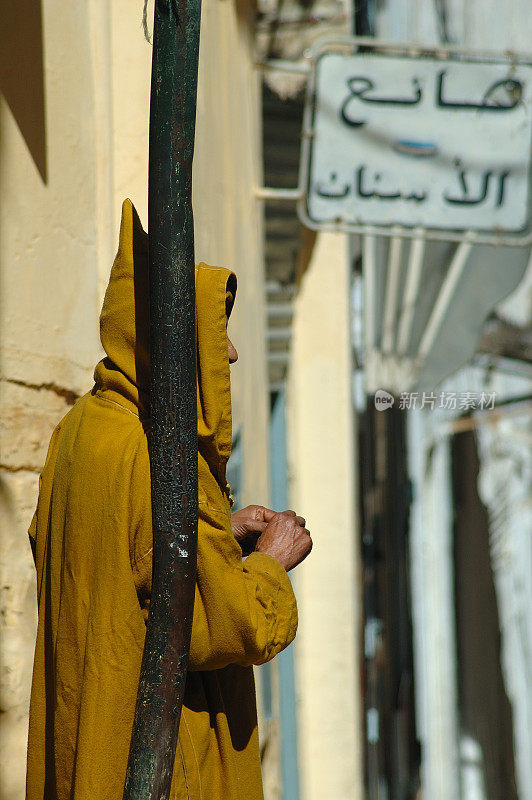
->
[255, 514, 313, 571]
[269, 513, 310, 541]
[242, 505, 307, 529]
[246, 505, 276, 523]
[235, 506, 274, 524]
[240, 520, 268, 534]
[231, 518, 268, 543]
[279, 510, 306, 528]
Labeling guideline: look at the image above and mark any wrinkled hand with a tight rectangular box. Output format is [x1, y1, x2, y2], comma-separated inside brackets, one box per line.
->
[231, 505, 273, 555]
[231, 506, 308, 560]
[255, 509, 312, 572]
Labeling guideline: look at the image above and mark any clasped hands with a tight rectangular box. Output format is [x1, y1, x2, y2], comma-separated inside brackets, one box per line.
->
[231, 505, 312, 572]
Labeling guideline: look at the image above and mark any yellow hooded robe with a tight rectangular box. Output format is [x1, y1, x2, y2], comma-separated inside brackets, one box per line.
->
[26, 199, 298, 800]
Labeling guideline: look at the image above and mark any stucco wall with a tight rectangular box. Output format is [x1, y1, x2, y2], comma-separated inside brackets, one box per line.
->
[1, 5, 102, 795]
[287, 232, 363, 800]
[0, 2, 268, 797]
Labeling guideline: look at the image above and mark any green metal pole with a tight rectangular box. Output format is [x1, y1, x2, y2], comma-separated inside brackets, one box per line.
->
[123, 1, 201, 799]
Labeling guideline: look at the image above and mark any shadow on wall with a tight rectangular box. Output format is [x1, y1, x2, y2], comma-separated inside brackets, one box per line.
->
[452, 431, 518, 800]
[0, 0, 46, 183]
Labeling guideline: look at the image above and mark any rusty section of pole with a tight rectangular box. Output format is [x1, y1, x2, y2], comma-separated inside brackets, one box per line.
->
[123, 1, 201, 798]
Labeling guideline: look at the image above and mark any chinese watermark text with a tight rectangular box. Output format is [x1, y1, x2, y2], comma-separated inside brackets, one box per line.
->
[374, 390, 497, 411]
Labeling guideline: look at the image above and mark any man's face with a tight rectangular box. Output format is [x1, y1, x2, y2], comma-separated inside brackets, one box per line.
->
[226, 315, 238, 364]
[228, 335, 238, 364]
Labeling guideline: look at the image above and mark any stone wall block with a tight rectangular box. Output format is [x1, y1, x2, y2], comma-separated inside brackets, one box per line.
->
[0, 381, 73, 472]
[0, 470, 39, 714]
[0, 468, 39, 800]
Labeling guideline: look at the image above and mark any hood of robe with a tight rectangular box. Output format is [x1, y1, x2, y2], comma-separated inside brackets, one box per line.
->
[94, 198, 237, 487]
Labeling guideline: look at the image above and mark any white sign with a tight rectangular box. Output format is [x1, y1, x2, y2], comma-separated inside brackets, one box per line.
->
[305, 53, 532, 232]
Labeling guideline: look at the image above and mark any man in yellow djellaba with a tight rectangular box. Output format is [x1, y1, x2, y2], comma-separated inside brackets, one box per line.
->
[26, 199, 312, 800]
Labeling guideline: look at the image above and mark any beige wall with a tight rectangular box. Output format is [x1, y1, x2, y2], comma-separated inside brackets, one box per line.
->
[288, 232, 363, 800]
[194, 0, 270, 507]
[0, 2, 268, 797]
[1, 6, 102, 796]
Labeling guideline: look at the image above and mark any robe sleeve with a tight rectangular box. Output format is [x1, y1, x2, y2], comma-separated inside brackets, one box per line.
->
[130, 443, 298, 671]
[188, 509, 298, 670]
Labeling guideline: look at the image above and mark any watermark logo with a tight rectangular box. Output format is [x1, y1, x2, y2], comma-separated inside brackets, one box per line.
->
[374, 389, 395, 410]
[374, 390, 497, 411]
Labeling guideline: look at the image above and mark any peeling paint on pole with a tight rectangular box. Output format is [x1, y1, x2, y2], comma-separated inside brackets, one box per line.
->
[123, 1, 201, 799]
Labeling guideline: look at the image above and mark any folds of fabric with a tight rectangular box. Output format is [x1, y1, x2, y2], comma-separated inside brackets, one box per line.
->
[26, 200, 298, 800]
